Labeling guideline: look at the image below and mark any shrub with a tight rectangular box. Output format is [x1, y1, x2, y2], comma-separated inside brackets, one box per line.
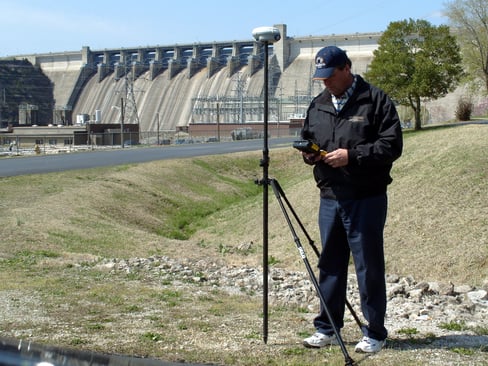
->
[455, 98, 473, 121]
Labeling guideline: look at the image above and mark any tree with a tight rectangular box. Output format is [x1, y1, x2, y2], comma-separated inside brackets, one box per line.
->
[444, 0, 488, 92]
[364, 19, 463, 130]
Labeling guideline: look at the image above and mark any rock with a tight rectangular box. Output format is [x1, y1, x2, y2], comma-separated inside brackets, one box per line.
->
[454, 284, 473, 294]
[95, 255, 488, 342]
[467, 290, 488, 307]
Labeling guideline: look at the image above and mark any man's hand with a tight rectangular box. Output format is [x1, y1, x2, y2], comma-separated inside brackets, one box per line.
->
[324, 148, 349, 168]
[301, 148, 348, 167]
[301, 151, 321, 164]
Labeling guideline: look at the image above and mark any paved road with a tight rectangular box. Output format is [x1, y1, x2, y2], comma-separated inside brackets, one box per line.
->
[0, 137, 296, 177]
[0, 336, 214, 366]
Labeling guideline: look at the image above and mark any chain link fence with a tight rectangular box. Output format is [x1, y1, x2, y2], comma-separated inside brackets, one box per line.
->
[1, 128, 297, 156]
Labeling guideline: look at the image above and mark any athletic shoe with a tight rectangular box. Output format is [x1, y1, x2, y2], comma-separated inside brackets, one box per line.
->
[354, 336, 385, 353]
[303, 332, 337, 348]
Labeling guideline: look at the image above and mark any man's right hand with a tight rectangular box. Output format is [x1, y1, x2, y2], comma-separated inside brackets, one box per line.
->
[302, 151, 321, 165]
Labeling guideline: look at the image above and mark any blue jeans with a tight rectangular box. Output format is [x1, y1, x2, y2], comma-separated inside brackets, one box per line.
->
[314, 194, 388, 341]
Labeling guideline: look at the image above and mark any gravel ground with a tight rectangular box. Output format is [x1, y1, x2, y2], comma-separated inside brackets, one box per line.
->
[1, 256, 487, 365]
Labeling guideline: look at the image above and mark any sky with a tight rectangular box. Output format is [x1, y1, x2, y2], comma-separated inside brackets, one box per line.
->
[0, 0, 449, 57]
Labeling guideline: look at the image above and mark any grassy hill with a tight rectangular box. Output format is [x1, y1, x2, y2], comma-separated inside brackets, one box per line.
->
[1, 123, 486, 285]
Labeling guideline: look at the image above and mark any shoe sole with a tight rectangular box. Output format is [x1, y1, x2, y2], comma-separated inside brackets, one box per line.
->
[355, 348, 382, 353]
[303, 342, 322, 349]
[354, 342, 385, 353]
[303, 340, 338, 348]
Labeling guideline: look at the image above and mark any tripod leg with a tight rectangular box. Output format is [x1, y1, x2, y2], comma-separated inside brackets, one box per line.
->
[270, 179, 364, 331]
[269, 179, 355, 366]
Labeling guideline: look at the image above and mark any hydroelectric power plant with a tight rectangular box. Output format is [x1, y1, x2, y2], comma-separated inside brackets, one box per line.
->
[0, 24, 383, 144]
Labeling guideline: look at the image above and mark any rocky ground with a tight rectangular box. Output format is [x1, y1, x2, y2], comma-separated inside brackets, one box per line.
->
[2, 255, 488, 365]
[102, 256, 488, 362]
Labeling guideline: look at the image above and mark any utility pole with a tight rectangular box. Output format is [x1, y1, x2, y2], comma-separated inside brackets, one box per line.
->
[156, 112, 160, 145]
[120, 97, 124, 148]
[0, 85, 6, 128]
[216, 100, 220, 141]
[277, 83, 283, 137]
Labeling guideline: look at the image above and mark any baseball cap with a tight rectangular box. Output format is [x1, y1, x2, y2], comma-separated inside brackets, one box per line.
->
[313, 46, 348, 79]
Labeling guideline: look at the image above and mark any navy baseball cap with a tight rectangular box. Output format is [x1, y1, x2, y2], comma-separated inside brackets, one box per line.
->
[313, 46, 348, 79]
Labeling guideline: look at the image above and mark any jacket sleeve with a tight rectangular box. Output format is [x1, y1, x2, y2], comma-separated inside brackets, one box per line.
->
[299, 103, 318, 165]
[348, 90, 403, 167]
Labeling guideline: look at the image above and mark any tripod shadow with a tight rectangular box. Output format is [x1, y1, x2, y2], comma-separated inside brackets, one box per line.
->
[386, 333, 488, 351]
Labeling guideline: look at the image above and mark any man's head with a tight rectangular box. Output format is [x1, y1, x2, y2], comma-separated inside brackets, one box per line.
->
[313, 46, 353, 96]
[313, 46, 350, 79]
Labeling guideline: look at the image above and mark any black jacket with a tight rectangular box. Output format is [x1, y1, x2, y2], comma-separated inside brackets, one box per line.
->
[301, 75, 403, 199]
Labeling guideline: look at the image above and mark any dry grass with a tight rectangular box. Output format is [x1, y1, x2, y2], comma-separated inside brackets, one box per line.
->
[191, 125, 488, 285]
[385, 125, 488, 284]
[0, 124, 487, 365]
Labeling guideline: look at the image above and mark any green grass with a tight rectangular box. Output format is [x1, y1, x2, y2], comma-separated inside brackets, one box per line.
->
[439, 321, 467, 332]
[397, 327, 419, 337]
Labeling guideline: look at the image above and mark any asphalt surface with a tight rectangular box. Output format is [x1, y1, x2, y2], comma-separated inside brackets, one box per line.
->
[0, 336, 215, 366]
[0, 137, 296, 177]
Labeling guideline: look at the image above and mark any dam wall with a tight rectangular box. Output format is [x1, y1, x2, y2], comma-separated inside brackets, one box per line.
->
[12, 24, 382, 132]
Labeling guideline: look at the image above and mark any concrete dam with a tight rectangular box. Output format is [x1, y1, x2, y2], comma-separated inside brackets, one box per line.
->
[11, 24, 380, 135]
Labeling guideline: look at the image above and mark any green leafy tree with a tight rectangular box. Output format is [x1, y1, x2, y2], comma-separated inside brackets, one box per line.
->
[364, 19, 463, 130]
[444, 0, 488, 92]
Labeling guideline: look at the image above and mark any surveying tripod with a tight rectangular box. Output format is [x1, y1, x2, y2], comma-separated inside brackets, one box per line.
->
[258, 177, 364, 366]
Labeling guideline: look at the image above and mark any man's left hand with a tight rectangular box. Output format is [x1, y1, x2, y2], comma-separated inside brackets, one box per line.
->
[324, 148, 349, 168]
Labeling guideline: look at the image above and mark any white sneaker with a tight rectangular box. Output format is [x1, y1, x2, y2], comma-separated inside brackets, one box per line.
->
[354, 336, 385, 353]
[303, 332, 337, 348]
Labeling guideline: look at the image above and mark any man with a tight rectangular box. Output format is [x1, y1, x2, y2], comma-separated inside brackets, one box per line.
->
[300, 46, 403, 353]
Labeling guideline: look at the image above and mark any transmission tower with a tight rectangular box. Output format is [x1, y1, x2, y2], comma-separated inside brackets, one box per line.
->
[123, 71, 140, 124]
[115, 65, 142, 124]
[232, 72, 247, 123]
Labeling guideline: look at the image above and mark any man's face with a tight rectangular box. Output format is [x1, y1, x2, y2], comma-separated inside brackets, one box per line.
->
[322, 64, 352, 97]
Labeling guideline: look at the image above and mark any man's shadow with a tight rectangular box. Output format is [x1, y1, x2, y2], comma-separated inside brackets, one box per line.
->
[352, 334, 488, 365]
[386, 334, 488, 351]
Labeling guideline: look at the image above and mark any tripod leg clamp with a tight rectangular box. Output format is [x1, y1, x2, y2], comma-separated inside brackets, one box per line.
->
[255, 178, 271, 186]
